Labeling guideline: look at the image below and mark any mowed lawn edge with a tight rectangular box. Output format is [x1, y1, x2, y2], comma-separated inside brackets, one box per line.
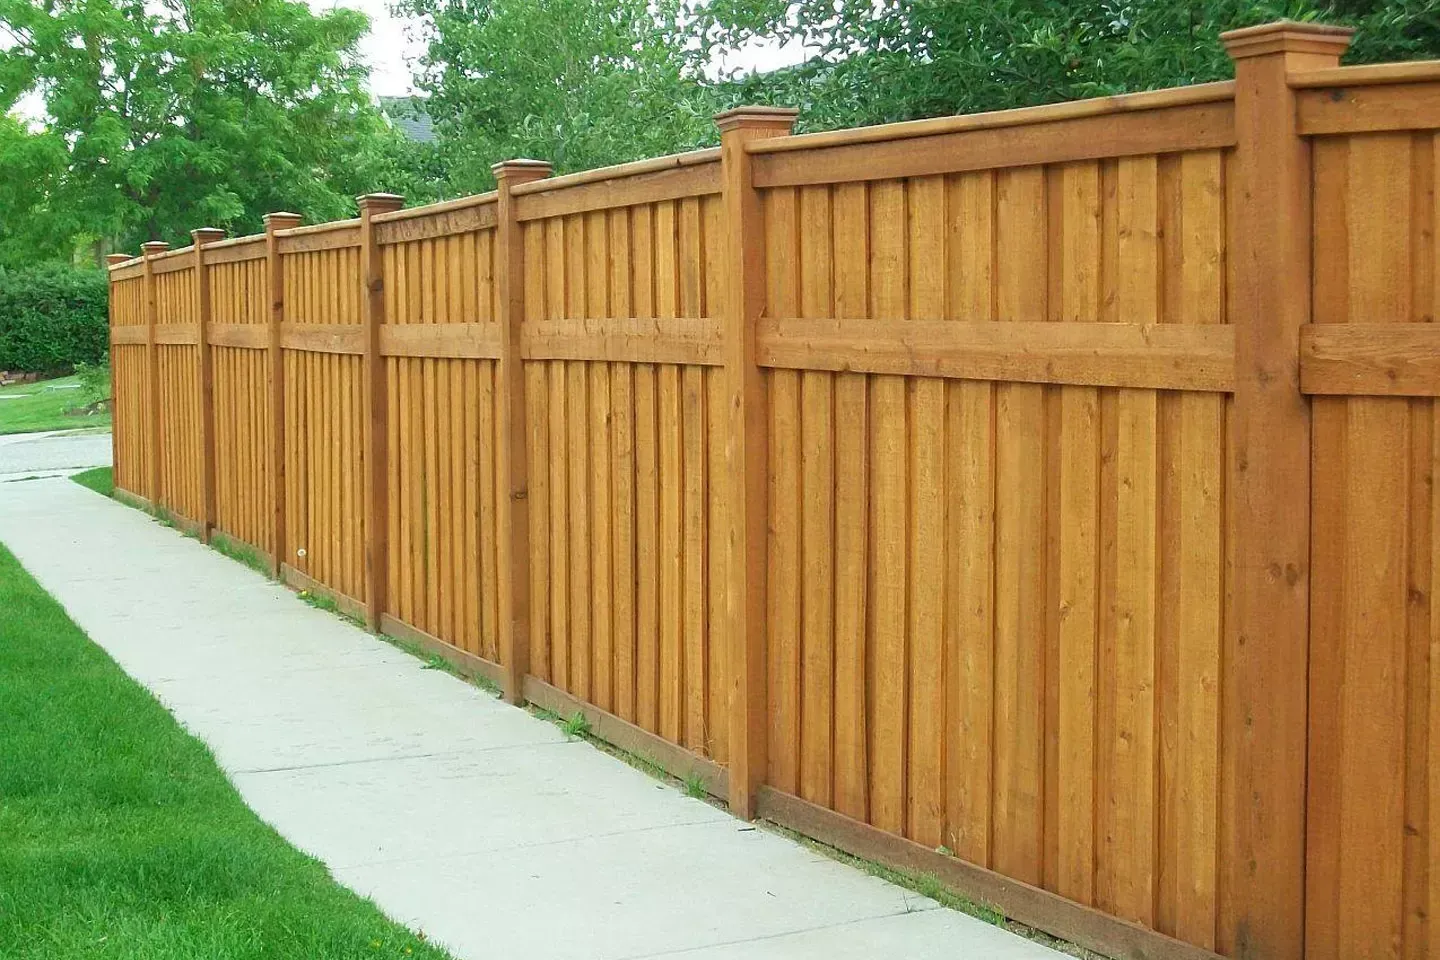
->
[0, 540, 454, 959]
[0, 375, 112, 435]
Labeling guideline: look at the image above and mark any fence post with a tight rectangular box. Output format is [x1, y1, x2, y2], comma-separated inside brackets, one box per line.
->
[140, 241, 170, 508]
[191, 228, 226, 542]
[716, 106, 798, 819]
[357, 194, 405, 634]
[492, 159, 552, 705]
[264, 213, 303, 577]
[1219, 21, 1352, 959]
[106, 254, 130, 488]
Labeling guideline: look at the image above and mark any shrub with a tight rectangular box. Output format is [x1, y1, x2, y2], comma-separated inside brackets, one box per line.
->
[74, 355, 111, 406]
[0, 263, 109, 373]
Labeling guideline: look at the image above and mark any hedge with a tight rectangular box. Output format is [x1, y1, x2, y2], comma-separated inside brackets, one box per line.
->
[0, 263, 109, 373]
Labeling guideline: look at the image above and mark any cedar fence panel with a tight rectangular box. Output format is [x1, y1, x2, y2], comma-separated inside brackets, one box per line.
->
[1296, 61, 1440, 960]
[209, 237, 272, 554]
[104, 22, 1440, 960]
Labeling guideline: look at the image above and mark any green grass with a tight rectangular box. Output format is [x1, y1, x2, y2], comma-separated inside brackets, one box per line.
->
[70, 465, 114, 497]
[682, 772, 708, 800]
[0, 375, 111, 435]
[560, 711, 592, 740]
[210, 533, 271, 578]
[0, 541, 455, 959]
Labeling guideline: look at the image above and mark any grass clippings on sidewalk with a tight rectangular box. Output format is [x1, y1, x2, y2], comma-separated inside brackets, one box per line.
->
[0, 540, 454, 960]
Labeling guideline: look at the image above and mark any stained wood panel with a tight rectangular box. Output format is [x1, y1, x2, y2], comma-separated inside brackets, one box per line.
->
[381, 228, 501, 660]
[110, 277, 150, 498]
[1306, 128, 1439, 960]
[211, 257, 272, 552]
[758, 150, 1229, 948]
[154, 267, 202, 521]
[521, 192, 727, 761]
[283, 246, 367, 604]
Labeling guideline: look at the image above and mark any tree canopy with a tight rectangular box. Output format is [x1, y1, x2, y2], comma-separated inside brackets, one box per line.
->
[3, 0, 1439, 263]
[698, 0, 1440, 131]
[396, 0, 717, 192]
[0, 0, 431, 258]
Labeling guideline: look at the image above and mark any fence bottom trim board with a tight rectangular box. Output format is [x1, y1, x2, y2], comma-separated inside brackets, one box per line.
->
[114, 486, 207, 540]
[279, 564, 367, 623]
[378, 614, 506, 691]
[520, 676, 729, 802]
[112, 486, 152, 513]
[753, 788, 1224, 960]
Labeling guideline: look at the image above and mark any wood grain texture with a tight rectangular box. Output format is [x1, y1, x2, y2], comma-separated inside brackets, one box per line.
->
[757, 318, 1234, 390]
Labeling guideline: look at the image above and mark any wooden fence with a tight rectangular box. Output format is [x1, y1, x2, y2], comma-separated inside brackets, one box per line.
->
[106, 21, 1440, 960]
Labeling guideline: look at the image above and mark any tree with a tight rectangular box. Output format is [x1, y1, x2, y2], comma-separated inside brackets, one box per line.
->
[0, 117, 74, 266]
[0, 0, 398, 252]
[695, 0, 1440, 132]
[397, 0, 717, 191]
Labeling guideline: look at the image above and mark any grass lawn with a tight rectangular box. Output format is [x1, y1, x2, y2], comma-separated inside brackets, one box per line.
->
[0, 375, 112, 435]
[0, 540, 454, 959]
[70, 465, 114, 497]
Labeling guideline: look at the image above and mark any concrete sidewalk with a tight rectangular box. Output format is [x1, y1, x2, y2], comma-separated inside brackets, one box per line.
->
[0, 477, 1061, 960]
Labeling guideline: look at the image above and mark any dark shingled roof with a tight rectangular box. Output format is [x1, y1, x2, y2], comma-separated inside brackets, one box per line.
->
[379, 96, 436, 143]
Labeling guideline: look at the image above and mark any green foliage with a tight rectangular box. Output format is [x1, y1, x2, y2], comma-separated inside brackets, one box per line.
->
[69, 466, 114, 498]
[397, 0, 718, 190]
[0, 265, 108, 373]
[561, 711, 593, 739]
[73, 356, 110, 407]
[0, 0, 398, 251]
[0, 541, 455, 959]
[695, 0, 1440, 132]
[210, 534, 272, 578]
[0, 117, 74, 266]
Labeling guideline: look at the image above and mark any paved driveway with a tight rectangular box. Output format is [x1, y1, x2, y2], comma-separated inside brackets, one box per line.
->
[0, 430, 111, 479]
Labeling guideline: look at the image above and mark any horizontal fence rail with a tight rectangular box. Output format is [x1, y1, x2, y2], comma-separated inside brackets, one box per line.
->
[107, 21, 1440, 960]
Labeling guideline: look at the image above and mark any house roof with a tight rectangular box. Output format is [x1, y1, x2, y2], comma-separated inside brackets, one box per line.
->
[378, 96, 436, 143]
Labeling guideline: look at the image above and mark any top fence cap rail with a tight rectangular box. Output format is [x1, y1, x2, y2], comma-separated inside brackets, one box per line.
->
[370, 190, 498, 224]
[746, 80, 1237, 156]
[1288, 58, 1440, 88]
[508, 147, 720, 197]
[274, 217, 360, 238]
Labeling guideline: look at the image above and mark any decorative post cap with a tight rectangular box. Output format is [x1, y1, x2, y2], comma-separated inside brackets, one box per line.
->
[714, 105, 800, 134]
[491, 158, 553, 183]
[263, 212, 303, 230]
[1221, 20, 1354, 59]
[105, 253, 132, 266]
[140, 241, 170, 256]
[356, 193, 405, 215]
[191, 227, 226, 245]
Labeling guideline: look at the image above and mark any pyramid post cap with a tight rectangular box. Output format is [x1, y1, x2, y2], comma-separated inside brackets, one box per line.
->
[714, 105, 800, 133]
[491, 158, 553, 180]
[190, 227, 226, 244]
[263, 211, 305, 228]
[140, 241, 170, 255]
[105, 253, 132, 266]
[1221, 20, 1354, 59]
[356, 193, 405, 214]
